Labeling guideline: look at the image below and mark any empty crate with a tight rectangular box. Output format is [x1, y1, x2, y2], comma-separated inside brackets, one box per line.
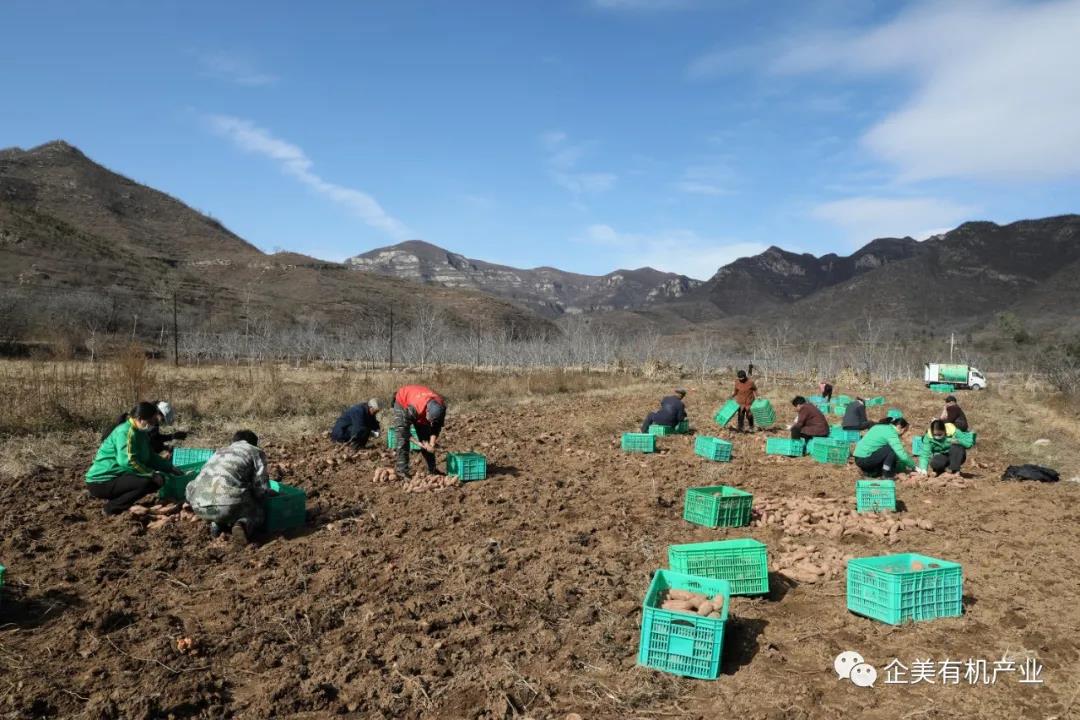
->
[694, 436, 732, 462]
[855, 479, 896, 512]
[847, 554, 963, 625]
[667, 539, 769, 595]
[683, 486, 753, 528]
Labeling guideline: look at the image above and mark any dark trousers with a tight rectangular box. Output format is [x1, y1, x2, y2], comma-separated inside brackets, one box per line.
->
[393, 404, 437, 476]
[641, 412, 677, 433]
[843, 420, 874, 431]
[737, 407, 754, 431]
[855, 447, 898, 478]
[348, 429, 371, 448]
[930, 444, 966, 474]
[791, 429, 826, 442]
[87, 474, 159, 514]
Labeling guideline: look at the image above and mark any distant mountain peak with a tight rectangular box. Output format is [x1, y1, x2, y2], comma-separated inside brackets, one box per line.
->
[347, 241, 701, 317]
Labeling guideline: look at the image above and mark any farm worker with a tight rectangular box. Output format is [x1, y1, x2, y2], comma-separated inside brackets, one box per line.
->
[819, 381, 833, 402]
[330, 399, 381, 448]
[393, 385, 447, 478]
[150, 400, 189, 455]
[916, 419, 972, 476]
[640, 388, 687, 432]
[940, 395, 970, 431]
[853, 418, 914, 479]
[86, 401, 184, 515]
[185, 430, 270, 545]
[841, 397, 874, 431]
[788, 396, 829, 443]
[732, 370, 758, 433]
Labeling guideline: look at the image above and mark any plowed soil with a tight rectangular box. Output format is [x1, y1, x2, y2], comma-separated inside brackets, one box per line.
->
[2, 382, 1078, 719]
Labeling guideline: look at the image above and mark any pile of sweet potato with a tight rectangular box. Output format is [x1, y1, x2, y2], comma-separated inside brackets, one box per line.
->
[402, 473, 459, 493]
[899, 472, 974, 489]
[658, 589, 725, 618]
[751, 495, 932, 542]
[773, 543, 853, 584]
[371, 468, 399, 484]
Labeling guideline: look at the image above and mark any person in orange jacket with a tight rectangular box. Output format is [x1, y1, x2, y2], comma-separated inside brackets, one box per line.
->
[393, 385, 446, 478]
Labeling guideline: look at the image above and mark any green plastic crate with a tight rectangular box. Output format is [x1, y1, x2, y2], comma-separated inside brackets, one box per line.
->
[835, 394, 852, 404]
[638, 570, 731, 679]
[953, 430, 977, 447]
[714, 399, 738, 427]
[829, 425, 861, 443]
[386, 426, 422, 451]
[887, 408, 904, 420]
[856, 479, 897, 513]
[912, 435, 924, 455]
[750, 398, 776, 429]
[929, 383, 955, 393]
[158, 464, 202, 502]
[649, 420, 689, 436]
[621, 432, 657, 453]
[675, 419, 690, 434]
[667, 539, 769, 596]
[814, 401, 831, 414]
[847, 554, 963, 625]
[808, 437, 850, 465]
[265, 480, 307, 532]
[865, 396, 886, 407]
[447, 451, 487, 481]
[831, 402, 849, 416]
[765, 437, 805, 457]
[683, 486, 753, 528]
[171, 447, 213, 466]
[808, 394, 826, 404]
[694, 436, 732, 462]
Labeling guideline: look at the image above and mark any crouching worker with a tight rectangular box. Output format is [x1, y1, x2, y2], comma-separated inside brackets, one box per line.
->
[641, 388, 687, 433]
[853, 418, 913, 479]
[917, 419, 968, 477]
[841, 397, 874, 431]
[789, 396, 829, 442]
[87, 402, 184, 515]
[330, 399, 381, 448]
[185, 430, 270, 545]
[393, 385, 446, 479]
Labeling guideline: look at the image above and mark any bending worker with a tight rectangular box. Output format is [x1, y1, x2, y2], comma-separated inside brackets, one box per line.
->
[330, 399, 381, 448]
[641, 388, 687, 433]
[393, 385, 447, 479]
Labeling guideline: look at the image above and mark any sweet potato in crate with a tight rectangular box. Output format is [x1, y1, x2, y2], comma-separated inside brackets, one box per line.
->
[637, 570, 732, 679]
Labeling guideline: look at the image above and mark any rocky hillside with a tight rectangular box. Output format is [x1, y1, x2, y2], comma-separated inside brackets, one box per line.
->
[0, 141, 554, 338]
[347, 240, 701, 317]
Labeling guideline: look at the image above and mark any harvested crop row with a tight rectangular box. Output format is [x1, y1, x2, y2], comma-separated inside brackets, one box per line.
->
[751, 495, 932, 542]
[772, 542, 853, 584]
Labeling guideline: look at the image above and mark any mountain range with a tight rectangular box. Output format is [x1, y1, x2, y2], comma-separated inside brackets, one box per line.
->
[2, 139, 1078, 343]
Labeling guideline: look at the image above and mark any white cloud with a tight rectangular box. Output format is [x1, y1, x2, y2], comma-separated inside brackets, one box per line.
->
[580, 224, 766, 279]
[206, 115, 411, 239]
[772, 0, 1080, 182]
[676, 162, 736, 196]
[197, 51, 278, 87]
[812, 196, 978, 245]
[541, 131, 617, 195]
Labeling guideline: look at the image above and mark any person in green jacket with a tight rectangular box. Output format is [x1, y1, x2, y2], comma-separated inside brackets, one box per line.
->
[853, 417, 913, 479]
[917, 419, 970, 476]
[87, 401, 183, 515]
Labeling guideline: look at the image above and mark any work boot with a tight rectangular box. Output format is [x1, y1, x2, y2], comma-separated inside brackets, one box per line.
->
[231, 520, 249, 547]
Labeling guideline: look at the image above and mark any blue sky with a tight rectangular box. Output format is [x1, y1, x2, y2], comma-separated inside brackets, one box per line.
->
[3, 0, 1080, 279]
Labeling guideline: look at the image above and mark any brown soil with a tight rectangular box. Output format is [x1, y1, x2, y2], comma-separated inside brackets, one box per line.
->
[2, 384, 1079, 719]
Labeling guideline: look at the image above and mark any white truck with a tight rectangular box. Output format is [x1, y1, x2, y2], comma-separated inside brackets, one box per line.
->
[924, 363, 987, 390]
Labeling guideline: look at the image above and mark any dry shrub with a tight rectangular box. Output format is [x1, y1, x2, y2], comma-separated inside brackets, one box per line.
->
[111, 343, 155, 406]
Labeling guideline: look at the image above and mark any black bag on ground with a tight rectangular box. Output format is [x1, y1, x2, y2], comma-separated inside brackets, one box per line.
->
[1001, 464, 1060, 483]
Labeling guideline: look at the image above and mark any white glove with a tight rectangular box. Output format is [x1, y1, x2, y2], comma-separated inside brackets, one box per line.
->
[371, 431, 381, 438]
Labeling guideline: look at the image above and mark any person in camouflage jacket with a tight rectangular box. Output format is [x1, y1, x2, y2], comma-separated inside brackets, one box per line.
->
[185, 430, 270, 543]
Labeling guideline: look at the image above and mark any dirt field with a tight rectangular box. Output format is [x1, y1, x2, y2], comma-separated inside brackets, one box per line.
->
[2, 378, 1079, 719]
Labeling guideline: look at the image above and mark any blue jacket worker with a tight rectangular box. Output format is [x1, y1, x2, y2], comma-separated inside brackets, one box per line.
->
[641, 389, 688, 432]
[330, 399, 382, 448]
